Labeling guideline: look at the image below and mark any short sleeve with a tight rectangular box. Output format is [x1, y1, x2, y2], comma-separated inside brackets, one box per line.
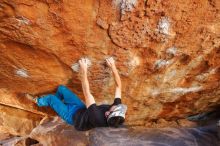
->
[112, 98, 121, 106]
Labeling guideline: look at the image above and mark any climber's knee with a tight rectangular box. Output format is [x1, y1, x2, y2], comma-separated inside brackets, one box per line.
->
[57, 85, 67, 92]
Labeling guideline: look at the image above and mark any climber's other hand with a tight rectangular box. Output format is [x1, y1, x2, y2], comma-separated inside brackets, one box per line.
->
[79, 58, 88, 74]
[106, 57, 117, 71]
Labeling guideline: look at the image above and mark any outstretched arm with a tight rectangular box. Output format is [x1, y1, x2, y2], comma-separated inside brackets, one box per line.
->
[79, 58, 95, 108]
[106, 57, 122, 99]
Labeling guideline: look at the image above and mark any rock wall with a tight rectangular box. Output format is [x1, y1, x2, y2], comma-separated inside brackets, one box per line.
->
[0, 0, 220, 130]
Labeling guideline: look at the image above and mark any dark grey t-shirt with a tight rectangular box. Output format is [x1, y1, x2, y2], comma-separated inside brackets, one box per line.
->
[73, 98, 121, 131]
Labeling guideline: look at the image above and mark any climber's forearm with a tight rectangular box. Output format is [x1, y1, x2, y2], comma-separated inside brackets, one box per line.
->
[115, 87, 121, 99]
[81, 74, 95, 108]
[112, 68, 122, 99]
[106, 57, 122, 99]
[112, 68, 122, 89]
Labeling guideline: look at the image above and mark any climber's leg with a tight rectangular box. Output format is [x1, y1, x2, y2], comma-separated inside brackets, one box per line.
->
[55, 85, 85, 107]
[37, 94, 79, 125]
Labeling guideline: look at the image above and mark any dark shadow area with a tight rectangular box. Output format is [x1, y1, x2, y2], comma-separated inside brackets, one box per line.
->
[25, 137, 39, 146]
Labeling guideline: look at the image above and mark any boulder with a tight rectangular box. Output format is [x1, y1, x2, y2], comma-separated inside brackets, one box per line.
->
[2, 117, 218, 146]
[89, 126, 219, 146]
[29, 117, 89, 146]
[0, 104, 42, 136]
[0, 0, 220, 126]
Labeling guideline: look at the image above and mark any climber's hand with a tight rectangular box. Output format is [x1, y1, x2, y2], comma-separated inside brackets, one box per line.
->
[79, 58, 88, 75]
[106, 57, 117, 71]
[106, 57, 122, 94]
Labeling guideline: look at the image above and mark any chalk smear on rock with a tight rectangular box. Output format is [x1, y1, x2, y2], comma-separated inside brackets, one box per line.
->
[112, 0, 137, 14]
[16, 16, 31, 26]
[166, 47, 177, 55]
[151, 86, 203, 96]
[71, 58, 92, 72]
[15, 69, 29, 78]
[158, 17, 170, 35]
[154, 59, 171, 69]
[168, 86, 203, 94]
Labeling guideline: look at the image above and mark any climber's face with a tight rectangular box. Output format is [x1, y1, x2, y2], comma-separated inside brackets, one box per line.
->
[105, 105, 116, 118]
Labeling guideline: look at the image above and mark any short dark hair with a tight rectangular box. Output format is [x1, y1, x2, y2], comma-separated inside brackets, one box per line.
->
[107, 116, 125, 127]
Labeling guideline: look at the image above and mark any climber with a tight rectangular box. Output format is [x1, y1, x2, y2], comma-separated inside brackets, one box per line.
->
[26, 57, 127, 131]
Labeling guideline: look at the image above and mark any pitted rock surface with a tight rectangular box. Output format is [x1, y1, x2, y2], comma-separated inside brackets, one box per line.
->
[0, 0, 220, 129]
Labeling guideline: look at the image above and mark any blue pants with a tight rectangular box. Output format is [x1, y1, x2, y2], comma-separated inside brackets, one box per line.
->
[37, 85, 86, 125]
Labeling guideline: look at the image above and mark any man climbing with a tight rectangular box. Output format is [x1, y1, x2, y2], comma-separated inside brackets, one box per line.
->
[26, 57, 127, 131]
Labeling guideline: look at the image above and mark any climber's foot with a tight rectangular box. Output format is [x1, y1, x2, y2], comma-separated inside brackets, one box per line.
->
[25, 93, 37, 103]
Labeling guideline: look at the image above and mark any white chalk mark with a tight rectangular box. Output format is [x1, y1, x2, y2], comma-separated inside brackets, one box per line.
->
[209, 68, 217, 74]
[195, 68, 217, 81]
[112, 0, 137, 14]
[155, 59, 171, 69]
[151, 86, 203, 96]
[168, 86, 202, 94]
[151, 89, 160, 96]
[71, 58, 92, 72]
[15, 69, 29, 78]
[71, 63, 80, 72]
[128, 56, 140, 69]
[166, 47, 177, 55]
[121, 0, 137, 14]
[158, 17, 170, 35]
[16, 16, 30, 26]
